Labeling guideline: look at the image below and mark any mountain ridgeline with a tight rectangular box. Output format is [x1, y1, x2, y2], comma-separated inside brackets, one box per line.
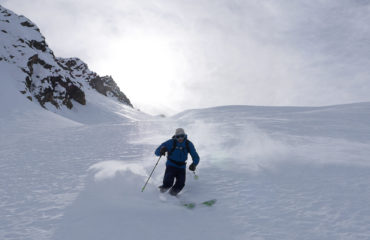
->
[0, 5, 133, 110]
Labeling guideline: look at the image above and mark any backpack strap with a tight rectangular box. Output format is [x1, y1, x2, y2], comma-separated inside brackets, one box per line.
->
[169, 139, 191, 156]
[169, 139, 177, 155]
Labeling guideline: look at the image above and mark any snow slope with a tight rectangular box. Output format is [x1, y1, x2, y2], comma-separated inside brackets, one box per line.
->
[1, 99, 370, 240]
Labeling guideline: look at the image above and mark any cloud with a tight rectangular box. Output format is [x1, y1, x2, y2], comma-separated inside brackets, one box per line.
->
[2, 0, 370, 114]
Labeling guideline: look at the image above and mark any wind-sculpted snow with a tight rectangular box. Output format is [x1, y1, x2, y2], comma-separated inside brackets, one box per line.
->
[1, 103, 370, 240]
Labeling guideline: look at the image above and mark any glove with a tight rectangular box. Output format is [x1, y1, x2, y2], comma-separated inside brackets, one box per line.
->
[159, 146, 168, 156]
[189, 163, 196, 171]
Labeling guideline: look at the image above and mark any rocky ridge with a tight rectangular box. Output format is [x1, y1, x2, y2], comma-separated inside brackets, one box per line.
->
[0, 5, 133, 110]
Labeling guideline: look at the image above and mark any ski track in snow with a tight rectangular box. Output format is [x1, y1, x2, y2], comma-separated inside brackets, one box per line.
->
[1, 103, 370, 240]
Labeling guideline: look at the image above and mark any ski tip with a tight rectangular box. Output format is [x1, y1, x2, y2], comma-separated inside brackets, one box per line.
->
[183, 202, 196, 209]
[202, 199, 217, 206]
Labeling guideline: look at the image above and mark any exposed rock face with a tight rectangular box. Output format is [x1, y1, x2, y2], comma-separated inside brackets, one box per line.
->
[90, 76, 132, 107]
[57, 58, 133, 107]
[0, 5, 133, 110]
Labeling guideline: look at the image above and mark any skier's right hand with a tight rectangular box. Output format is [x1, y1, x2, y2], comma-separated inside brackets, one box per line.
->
[189, 163, 196, 171]
[159, 146, 168, 156]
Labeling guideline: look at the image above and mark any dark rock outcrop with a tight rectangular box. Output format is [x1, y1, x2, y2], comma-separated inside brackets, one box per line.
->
[89, 76, 133, 107]
[22, 55, 86, 109]
[0, 4, 133, 110]
[57, 58, 133, 107]
[20, 20, 34, 27]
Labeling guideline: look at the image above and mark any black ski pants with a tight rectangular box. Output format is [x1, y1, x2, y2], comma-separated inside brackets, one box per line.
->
[162, 165, 186, 194]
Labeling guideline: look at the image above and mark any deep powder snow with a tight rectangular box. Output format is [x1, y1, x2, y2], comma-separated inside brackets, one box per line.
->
[1, 97, 370, 240]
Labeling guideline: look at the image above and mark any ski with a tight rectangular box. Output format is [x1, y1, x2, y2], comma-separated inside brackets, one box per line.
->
[182, 199, 217, 209]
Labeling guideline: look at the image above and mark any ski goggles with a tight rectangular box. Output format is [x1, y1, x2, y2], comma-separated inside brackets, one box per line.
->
[175, 134, 185, 139]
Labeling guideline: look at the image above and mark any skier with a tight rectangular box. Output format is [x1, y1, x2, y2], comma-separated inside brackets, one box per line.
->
[155, 128, 200, 196]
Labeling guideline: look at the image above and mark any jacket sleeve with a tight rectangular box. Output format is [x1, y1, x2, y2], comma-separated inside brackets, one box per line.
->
[155, 139, 173, 156]
[188, 141, 200, 165]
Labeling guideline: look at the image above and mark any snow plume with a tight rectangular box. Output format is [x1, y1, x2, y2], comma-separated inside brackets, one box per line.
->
[55, 159, 237, 240]
[89, 160, 147, 181]
[184, 120, 288, 171]
[174, 103, 370, 171]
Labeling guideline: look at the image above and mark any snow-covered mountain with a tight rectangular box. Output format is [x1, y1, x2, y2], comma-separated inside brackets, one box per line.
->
[0, 5, 132, 112]
[1, 4, 370, 240]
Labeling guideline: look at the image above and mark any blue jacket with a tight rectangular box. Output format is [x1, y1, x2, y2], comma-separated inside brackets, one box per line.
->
[155, 135, 200, 169]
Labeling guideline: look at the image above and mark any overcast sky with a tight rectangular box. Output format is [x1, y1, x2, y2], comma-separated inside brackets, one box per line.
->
[2, 0, 370, 115]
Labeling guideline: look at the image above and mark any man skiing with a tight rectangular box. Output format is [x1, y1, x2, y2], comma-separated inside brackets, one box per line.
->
[155, 128, 200, 196]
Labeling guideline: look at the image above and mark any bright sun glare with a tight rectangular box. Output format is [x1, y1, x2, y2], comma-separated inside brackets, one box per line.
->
[104, 36, 185, 114]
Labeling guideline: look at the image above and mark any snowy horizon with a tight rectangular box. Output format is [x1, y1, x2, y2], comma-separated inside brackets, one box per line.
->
[1, 0, 370, 114]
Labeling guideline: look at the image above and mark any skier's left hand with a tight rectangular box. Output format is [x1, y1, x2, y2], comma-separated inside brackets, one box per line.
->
[189, 163, 196, 171]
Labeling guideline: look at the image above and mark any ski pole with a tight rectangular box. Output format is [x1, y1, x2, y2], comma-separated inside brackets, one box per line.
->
[193, 170, 199, 180]
[141, 156, 162, 192]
